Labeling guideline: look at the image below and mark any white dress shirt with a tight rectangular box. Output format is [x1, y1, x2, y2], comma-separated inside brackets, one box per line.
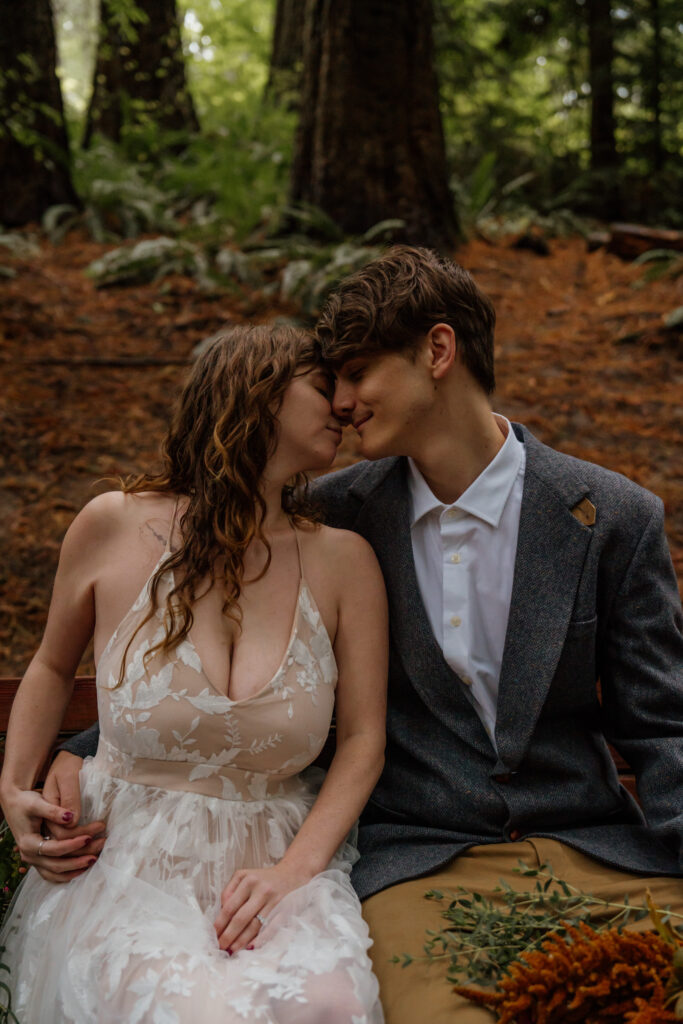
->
[407, 416, 526, 748]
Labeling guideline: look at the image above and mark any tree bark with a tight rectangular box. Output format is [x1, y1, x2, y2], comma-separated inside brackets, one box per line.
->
[266, 0, 306, 101]
[649, 0, 663, 172]
[84, 0, 199, 148]
[0, 0, 79, 226]
[587, 0, 618, 174]
[290, 0, 459, 250]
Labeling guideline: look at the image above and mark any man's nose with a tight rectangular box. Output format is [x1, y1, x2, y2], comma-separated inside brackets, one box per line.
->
[332, 379, 355, 421]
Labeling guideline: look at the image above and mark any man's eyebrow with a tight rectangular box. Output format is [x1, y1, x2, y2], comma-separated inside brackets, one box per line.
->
[339, 356, 369, 371]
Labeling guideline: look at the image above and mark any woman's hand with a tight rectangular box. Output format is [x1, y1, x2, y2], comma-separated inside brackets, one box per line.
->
[0, 784, 105, 883]
[213, 863, 312, 954]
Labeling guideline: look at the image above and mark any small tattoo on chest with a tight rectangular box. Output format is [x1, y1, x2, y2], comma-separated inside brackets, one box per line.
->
[145, 522, 167, 546]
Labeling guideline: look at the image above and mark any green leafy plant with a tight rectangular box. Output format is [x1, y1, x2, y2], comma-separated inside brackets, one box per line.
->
[0, 823, 22, 925]
[0, 950, 20, 1024]
[86, 236, 210, 288]
[392, 862, 681, 988]
[0, 749, 22, 1021]
[633, 249, 683, 283]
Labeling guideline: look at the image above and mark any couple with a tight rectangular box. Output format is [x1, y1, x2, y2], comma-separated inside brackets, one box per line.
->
[2, 246, 682, 1023]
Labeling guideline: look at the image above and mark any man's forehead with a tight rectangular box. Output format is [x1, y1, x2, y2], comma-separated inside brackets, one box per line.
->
[334, 353, 374, 375]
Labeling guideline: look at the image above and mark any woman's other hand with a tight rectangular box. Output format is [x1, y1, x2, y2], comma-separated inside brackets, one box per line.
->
[213, 863, 311, 954]
[0, 783, 105, 883]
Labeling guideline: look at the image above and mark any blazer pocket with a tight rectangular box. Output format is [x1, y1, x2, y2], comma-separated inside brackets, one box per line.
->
[565, 615, 598, 639]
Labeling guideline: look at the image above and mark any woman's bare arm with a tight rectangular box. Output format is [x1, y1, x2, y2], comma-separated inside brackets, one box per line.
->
[0, 499, 113, 881]
[214, 529, 388, 952]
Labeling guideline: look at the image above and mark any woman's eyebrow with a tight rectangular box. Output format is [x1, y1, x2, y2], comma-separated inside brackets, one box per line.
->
[314, 366, 335, 386]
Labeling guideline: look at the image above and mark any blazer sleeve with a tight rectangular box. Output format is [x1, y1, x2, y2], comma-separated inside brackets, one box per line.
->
[599, 499, 683, 867]
[58, 722, 100, 759]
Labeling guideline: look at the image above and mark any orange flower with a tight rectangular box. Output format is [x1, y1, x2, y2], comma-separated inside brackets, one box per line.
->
[453, 924, 675, 1023]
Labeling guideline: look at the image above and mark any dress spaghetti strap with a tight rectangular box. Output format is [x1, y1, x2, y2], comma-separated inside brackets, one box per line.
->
[293, 526, 305, 582]
[166, 496, 181, 554]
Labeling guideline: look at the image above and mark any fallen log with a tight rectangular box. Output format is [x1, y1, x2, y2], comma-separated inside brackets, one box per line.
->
[606, 223, 683, 259]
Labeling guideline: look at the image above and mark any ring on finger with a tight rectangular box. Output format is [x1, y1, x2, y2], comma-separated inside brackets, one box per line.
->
[38, 838, 49, 856]
[255, 912, 266, 927]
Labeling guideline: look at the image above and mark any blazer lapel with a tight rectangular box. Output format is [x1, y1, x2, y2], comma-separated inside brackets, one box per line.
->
[349, 460, 477, 724]
[494, 429, 594, 770]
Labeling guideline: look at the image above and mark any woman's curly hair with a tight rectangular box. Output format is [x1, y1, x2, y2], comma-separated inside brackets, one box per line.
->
[116, 323, 326, 684]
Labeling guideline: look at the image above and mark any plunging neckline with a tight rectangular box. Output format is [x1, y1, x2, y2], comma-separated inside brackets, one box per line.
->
[185, 573, 307, 705]
[97, 507, 331, 704]
[98, 555, 332, 707]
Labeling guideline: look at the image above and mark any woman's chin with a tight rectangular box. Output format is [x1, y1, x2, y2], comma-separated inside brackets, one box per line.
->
[294, 449, 338, 476]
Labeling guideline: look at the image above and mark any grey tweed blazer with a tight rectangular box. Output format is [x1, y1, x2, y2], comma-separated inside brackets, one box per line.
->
[311, 424, 683, 900]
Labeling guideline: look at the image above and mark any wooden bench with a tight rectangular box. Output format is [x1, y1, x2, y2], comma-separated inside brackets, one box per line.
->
[0, 676, 638, 799]
[0, 676, 98, 784]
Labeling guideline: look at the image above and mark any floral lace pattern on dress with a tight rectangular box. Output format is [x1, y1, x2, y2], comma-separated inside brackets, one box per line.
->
[1, 538, 383, 1023]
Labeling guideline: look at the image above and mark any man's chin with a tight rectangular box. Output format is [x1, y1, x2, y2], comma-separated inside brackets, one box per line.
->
[356, 435, 392, 461]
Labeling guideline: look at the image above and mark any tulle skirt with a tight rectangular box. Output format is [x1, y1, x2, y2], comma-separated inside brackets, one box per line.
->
[0, 759, 383, 1023]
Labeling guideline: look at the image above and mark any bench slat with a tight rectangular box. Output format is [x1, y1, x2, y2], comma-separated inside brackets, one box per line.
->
[0, 677, 97, 733]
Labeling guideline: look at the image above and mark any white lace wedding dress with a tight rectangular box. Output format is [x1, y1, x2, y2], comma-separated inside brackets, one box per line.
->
[1, 536, 383, 1023]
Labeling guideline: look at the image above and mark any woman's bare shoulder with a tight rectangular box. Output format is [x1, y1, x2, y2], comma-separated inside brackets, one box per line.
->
[309, 524, 382, 578]
[64, 490, 178, 549]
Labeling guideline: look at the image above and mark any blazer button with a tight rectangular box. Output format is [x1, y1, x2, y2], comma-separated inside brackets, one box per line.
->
[509, 829, 522, 841]
[494, 773, 512, 783]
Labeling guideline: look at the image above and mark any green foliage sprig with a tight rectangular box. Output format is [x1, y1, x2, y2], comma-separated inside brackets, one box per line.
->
[392, 861, 682, 988]
[0, 824, 22, 926]
[0, 952, 20, 1024]
[0, 754, 23, 1022]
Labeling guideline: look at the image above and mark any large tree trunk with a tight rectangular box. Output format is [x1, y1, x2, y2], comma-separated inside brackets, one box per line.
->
[266, 0, 306, 101]
[649, 0, 663, 172]
[83, 0, 199, 147]
[587, 1, 618, 171]
[290, 0, 459, 250]
[0, 0, 79, 226]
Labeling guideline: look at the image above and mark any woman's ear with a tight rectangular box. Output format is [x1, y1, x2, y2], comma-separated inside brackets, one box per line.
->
[426, 323, 456, 380]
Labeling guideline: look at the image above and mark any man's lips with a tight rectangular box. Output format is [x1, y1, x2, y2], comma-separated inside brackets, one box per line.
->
[353, 414, 371, 431]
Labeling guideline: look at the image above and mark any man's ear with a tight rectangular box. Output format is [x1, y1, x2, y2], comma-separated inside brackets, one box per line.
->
[426, 323, 456, 380]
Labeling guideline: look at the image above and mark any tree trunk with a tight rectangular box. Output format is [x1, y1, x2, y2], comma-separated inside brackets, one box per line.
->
[0, 0, 79, 226]
[649, 0, 663, 172]
[266, 0, 306, 101]
[587, 0, 618, 173]
[83, 0, 199, 148]
[290, 0, 459, 250]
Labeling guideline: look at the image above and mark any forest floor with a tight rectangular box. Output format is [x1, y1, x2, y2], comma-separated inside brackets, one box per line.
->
[1, 231, 681, 674]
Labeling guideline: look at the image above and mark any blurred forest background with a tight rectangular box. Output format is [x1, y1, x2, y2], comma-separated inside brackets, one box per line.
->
[1, 0, 682, 674]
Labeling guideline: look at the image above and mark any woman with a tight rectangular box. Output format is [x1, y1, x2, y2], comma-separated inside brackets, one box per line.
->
[0, 325, 388, 1023]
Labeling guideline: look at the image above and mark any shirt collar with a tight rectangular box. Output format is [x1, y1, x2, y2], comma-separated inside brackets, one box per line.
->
[408, 415, 525, 529]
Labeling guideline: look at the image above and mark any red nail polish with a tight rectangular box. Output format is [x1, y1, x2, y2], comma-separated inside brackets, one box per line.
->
[246, 945, 254, 951]
[88, 857, 97, 866]
[227, 948, 233, 956]
[62, 812, 74, 823]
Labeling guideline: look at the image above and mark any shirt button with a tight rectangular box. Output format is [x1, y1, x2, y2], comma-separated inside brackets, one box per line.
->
[462, 675, 472, 686]
[449, 553, 461, 564]
[450, 615, 462, 627]
[444, 509, 457, 520]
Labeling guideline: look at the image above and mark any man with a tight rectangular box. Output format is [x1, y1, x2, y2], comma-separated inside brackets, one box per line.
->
[42, 247, 683, 1021]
